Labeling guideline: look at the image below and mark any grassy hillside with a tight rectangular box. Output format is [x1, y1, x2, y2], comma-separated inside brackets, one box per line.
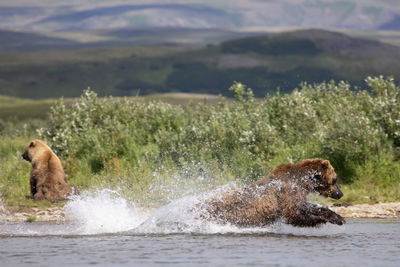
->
[0, 95, 56, 121]
[0, 28, 257, 51]
[0, 93, 222, 123]
[1, 29, 400, 98]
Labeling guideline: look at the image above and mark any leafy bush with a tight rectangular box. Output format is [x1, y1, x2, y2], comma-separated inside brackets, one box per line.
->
[38, 77, 399, 187]
[366, 76, 400, 147]
[1, 76, 400, 206]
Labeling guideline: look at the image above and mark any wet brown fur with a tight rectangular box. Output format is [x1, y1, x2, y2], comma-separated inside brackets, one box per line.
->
[202, 158, 345, 227]
[22, 140, 79, 202]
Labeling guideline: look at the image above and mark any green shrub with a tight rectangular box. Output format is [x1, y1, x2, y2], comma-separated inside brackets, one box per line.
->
[0, 76, 390, 205]
[2, 77, 399, 206]
[366, 76, 400, 147]
[38, 78, 399, 183]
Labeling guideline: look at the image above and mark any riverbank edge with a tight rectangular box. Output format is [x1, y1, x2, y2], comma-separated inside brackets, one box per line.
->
[1, 202, 399, 223]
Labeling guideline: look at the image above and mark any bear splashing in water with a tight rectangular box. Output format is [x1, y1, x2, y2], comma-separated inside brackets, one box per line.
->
[200, 158, 345, 227]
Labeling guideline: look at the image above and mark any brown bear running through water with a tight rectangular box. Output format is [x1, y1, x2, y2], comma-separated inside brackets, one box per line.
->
[22, 140, 79, 202]
[200, 158, 345, 227]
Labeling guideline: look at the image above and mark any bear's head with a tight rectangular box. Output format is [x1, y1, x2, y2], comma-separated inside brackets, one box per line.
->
[21, 140, 48, 163]
[307, 159, 343, 200]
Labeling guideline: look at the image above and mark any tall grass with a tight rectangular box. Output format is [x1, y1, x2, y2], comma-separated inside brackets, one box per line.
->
[1, 76, 399, 206]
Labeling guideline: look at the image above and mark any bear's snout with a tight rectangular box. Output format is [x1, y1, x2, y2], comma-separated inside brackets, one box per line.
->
[21, 151, 31, 162]
[329, 184, 343, 199]
[320, 183, 343, 199]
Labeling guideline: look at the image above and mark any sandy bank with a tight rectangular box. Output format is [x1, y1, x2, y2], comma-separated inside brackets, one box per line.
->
[0, 202, 399, 223]
[331, 202, 400, 219]
[0, 206, 68, 223]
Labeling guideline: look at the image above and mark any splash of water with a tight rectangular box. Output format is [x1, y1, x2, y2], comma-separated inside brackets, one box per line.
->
[0, 176, 344, 237]
[134, 193, 270, 235]
[134, 183, 344, 236]
[145, 162, 237, 206]
[65, 189, 150, 235]
[0, 189, 8, 215]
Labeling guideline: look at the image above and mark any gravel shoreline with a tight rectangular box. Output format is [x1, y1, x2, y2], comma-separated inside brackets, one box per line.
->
[331, 202, 400, 219]
[0, 202, 399, 223]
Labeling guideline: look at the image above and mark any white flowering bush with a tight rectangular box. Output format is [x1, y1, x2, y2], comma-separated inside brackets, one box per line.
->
[2, 76, 400, 205]
[366, 76, 400, 147]
[38, 77, 398, 184]
[291, 81, 390, 182]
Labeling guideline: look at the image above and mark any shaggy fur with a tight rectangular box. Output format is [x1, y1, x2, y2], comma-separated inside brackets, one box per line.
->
[22, 140, 78, 202]
[202, 158, 345, 227]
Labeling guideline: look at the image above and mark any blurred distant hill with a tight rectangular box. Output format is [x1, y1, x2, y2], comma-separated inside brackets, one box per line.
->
[0, 28, 258, 51]
[1, 1, 400, 99]
[1, 28, 399, 99]
[1, 1, 400, 32]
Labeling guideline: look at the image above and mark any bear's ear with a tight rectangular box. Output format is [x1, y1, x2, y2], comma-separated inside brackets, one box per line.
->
[321, 159, 330, 169]
[29, 141, 35, 148]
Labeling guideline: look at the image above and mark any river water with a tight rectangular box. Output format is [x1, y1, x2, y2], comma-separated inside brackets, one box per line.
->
[0, 190, 399, 266]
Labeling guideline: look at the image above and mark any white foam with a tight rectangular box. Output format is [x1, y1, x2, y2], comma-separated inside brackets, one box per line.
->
[62, 185, 345, 236]
[134, 191, 344, 236]
[65, 189, 149, 235]
[0, 184, 345, 237]
[0, 189, 9, 216]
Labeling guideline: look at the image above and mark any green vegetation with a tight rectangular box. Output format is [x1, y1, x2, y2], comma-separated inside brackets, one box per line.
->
[0, 95, 56, 121]
[221, 36, 321, 55]
[1, 76, 399, 207]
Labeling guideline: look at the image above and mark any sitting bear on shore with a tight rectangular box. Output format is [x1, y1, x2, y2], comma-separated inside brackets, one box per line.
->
[22, 140, 78, 202]
[201, 158, 345, 227]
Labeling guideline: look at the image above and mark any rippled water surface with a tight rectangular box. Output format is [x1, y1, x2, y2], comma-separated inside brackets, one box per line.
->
[1, 190, 399, 266]
[1, 220, 399, 266]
